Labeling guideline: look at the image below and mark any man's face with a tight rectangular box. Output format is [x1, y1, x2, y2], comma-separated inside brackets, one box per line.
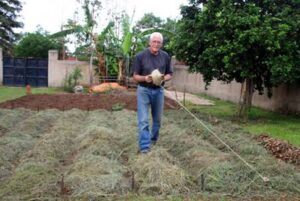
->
[149, 36, 162, 54]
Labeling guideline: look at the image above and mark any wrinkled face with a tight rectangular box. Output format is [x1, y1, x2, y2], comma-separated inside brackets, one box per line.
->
[149, 35, 162, 54]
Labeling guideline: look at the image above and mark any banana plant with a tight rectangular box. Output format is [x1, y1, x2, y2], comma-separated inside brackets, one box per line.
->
[51, 0, 112, 83]
[117, 14, 134, 81]
[116, 13, 175, 82]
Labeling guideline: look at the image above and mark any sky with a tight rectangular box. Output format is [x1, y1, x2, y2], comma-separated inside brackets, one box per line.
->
[20, 0, 189, 34]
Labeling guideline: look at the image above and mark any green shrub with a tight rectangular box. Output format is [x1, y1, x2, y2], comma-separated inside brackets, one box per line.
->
[63, 67, 83, 92]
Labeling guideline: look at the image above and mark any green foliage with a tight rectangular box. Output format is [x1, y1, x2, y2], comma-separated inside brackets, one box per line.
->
[106, 56, 118, 76]
[122, 32, 133, 56]
[175, 0, 300, 119]
[174, 0, 300, 95]
[95, 12, 133, 77]
[0, 0, 23, 55]
[52, 0, 102, 42]
[63, 67, 83, 92]
[51, 0, 105, 78]
[14, 31, 62, 58]
[53, 7, 178, 77]
[73, 44, 90, 61]
[96, 21, 115, 53]
[136, 13, 163, 29]
[111, 103, 125, 111]
[134, 14, 178, 55]
[176, 0, 300, 93]
[51, 24, 86, 40]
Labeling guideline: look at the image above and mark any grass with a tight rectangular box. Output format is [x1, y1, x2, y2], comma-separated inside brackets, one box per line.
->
[0, 86, 64, 103]
[2, 109, 299, 200]
[1, 93, 300, 200]
[186, 94, 300, 147]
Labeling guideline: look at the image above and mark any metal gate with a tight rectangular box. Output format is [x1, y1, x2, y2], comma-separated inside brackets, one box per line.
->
[3, 57, 48, 87]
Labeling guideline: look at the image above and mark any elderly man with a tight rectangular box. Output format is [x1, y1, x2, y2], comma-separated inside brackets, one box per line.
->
[133, 32, 173, 154]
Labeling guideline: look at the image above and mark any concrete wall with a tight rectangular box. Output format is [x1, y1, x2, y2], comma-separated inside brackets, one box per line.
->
[48, 50, 97, 87]
[0, 48, 2, 85]
[171, 59, 300, 113]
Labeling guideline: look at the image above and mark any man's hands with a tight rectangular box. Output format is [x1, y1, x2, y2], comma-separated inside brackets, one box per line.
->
[147, 75, 165, 86]
[133, 72, 171, 86]
[144, 75, 153, 83]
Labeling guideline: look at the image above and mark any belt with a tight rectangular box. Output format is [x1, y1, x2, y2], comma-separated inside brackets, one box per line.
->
[139, 83, 161, 89]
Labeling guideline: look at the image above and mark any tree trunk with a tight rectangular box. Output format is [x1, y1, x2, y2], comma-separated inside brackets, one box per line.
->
[89, 51, 94, 85]
[118, 59, 124, 83]
[91, 33, 106, 81]
[238, 78, 254, 121]
[97, 53, 106, 80]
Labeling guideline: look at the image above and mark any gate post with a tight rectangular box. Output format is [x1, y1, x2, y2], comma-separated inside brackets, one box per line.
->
[0, 48, 3, 85]
[48, 50, 58, 87]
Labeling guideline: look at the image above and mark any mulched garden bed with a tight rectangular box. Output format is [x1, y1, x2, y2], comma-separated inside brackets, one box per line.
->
[0, 91, 298, 168]
[0, 90, 179, 111]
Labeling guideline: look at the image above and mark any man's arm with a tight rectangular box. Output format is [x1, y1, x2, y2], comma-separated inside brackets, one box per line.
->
[163, 74, 172, 82]
[133, 74, 152, 83]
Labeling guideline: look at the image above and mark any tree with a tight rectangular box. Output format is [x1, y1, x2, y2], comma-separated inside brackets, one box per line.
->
[158, 18, 177, 55]
[14, 30, 63, 58]
[136, 13, 163, 29]
[99, 12, 175, 81]
[0, 0, 23, 55]
[52, 0, 108, 82]
[112, 13, 133, 81]
[174, 0, 300, 120]
[133, 14, 177, 56]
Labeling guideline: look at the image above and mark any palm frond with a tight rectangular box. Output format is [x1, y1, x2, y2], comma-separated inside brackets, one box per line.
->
[98, 21, 115, 41]
[51, 26, 85, 38]
[83, 0, 94, 28]
[121, 32, 133, 56]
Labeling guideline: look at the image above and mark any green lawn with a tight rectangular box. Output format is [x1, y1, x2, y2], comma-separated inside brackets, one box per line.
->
[186, 94, 300, 147]
[0, 86, 64, 103]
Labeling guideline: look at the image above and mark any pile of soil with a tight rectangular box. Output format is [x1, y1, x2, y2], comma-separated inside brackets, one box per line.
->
[0, 90, 179, 111]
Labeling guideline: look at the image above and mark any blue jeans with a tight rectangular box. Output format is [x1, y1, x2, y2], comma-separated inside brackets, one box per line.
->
[137, 85, 164, 151]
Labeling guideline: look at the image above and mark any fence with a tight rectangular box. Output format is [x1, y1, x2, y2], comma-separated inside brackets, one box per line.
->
[48, 50, 97, 87]
[170, 58, 300, 113]
[2, 48, 299, 113]
[2, 57, 48, 87]
[0, 49, 135, 88]
[0, 49, 95, 87]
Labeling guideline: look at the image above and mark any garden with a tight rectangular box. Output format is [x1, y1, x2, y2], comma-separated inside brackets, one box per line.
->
[0, 87, 299, 200]
[1, 0, 300, 200]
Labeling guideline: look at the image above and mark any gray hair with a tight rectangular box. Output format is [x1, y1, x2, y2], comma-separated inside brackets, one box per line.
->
[149, 32, 163, 43]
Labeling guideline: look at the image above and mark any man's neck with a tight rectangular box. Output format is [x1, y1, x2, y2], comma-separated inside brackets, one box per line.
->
[149, 48, 159, 55]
